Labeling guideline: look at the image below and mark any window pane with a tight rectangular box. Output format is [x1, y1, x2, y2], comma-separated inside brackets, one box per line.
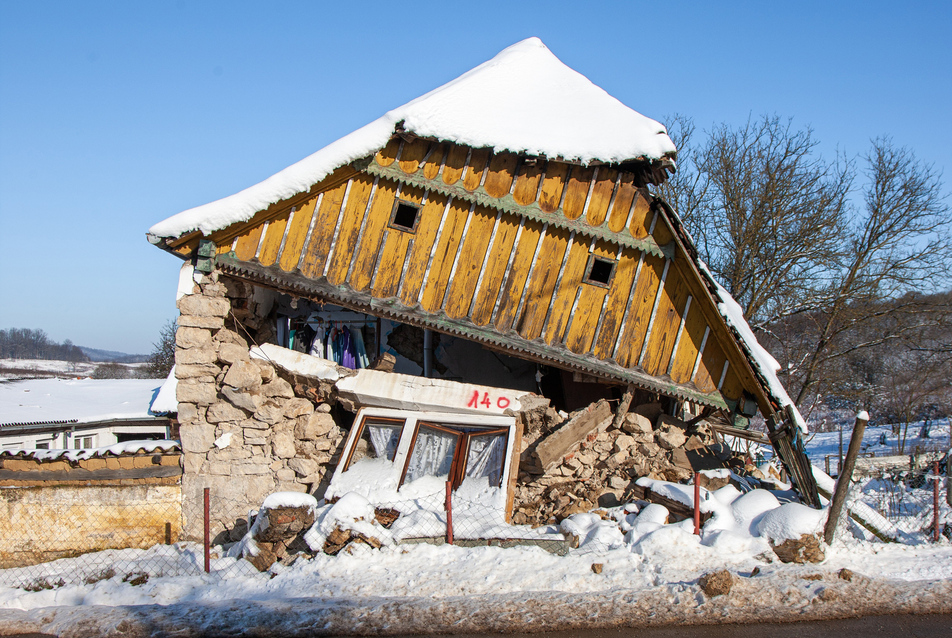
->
[350, 420, 403, 466]
[464, 433, 506, 486]
[366, 424, 401, 461]
[404, 426, 458, 484]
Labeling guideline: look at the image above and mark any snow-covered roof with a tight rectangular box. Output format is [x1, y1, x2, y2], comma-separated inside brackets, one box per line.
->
[697, 264, 807, 434]
[0, 439, 180, 462]
[149, 367, 178, 415]
[0, 378, 172, 427]
[148, 37, 676, 240]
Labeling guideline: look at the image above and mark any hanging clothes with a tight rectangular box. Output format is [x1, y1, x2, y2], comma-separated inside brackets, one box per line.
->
[326, 326, 338, 365]
[352, 325, 369, 369]
[340, 326, 357, 369]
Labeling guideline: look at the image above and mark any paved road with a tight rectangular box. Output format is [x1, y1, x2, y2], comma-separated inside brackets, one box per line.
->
[421, 613, 952, 638]
[8, 613, 951, 637]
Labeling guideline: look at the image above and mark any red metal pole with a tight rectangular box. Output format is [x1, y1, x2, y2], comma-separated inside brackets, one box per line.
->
[445, 481, 454, 545]
[934, 461, 941, 543]
[204, 487, 210, 573]
[694, 472, 701, 536]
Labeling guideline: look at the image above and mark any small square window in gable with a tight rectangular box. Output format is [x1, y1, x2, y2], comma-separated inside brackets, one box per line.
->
[389, 199, 421, 233]
[584, 255, 616, 288]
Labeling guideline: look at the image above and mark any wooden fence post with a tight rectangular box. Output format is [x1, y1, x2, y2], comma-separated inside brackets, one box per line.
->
[934, 461, 941, 543]
[824, 411, 868, 545]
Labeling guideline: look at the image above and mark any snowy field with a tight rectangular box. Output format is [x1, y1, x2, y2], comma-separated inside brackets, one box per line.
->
[1, 471, 949, 636]
[805, 418, 950, 468]
[0, 358, 148, 381]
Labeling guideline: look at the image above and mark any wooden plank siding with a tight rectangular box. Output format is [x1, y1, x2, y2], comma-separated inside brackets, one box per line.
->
[202, 138, 763, 410]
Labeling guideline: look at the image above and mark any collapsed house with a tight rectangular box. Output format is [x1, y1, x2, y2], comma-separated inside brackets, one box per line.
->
[146, 37, 819, 542]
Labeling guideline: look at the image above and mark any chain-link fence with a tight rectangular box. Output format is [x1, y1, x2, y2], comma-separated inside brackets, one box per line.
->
[2, 463, 948, 591]
[841, 455, 950, 544]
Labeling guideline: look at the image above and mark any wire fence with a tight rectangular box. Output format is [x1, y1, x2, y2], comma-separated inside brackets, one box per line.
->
[1, 464, 948, 591]
[842, 457, 950, 544]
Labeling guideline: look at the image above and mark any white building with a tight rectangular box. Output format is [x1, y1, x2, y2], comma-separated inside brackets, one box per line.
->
[0, 376, 176, 450]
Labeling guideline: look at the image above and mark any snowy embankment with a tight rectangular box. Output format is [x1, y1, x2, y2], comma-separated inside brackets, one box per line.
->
[0, 541, 949, 637]
[1, 477, 950, 636]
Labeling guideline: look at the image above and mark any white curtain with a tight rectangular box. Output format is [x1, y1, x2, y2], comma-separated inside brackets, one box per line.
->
[367, 424, 401, 460]
[464, 434, 505, 486]
[404, 427, 458, 484]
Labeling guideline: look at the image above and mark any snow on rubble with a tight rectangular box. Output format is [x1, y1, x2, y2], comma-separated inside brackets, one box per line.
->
[1, 478, 950, 637]
[148, 37, 675, 240]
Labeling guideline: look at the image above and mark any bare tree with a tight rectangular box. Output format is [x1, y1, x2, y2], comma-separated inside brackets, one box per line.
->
[656, 113, 712, 259]
[659, 115, 853, 327]
[792, 138, 951, 405]
[658, 119, 950, 415]
[700, 116, 854, 325]
[145, 320, 176, 379]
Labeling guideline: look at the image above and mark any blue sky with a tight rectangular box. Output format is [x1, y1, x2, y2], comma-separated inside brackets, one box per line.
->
[1, 1, 949, 354]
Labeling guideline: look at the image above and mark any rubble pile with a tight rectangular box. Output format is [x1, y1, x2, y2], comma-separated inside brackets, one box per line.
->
[512, 400, 723, 526]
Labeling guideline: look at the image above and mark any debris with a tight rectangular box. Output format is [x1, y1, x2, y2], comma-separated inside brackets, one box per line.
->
[534, 399, 612, 472]
[698, 570, 733, 597]
[770, 533, 825, 564]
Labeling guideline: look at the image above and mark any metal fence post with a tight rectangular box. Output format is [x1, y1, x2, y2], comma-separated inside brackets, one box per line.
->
[934, 461, 941, 543]
[693, 472, 701, 535]
[445, 481, 454, 545]
[203, 487, 210, 573]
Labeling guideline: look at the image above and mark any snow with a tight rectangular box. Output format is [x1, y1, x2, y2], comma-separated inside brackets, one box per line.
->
[757, 503, 826, 543]
[261, 492, 319, 510]
[1, 477, 950, 635]
[0, 377, 170, 425]
[149, 367, 178, 414]
[148, 38, 675, 240]
[1, 439, 180, 463]
[804, 418, 950, 468]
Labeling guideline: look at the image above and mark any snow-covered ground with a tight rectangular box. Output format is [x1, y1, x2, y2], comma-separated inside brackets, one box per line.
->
[0, 358, 149, 381]
[1, 471, 949, 636]
[805, 418, 950, 468]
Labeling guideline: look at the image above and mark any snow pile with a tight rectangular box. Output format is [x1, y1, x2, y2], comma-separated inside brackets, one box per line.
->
[303, 492, 395, 551]
[148, 37, 675, 240]
[2, 478, 951, 636]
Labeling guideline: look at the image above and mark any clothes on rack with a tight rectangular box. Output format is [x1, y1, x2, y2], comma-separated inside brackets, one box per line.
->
[287, 314, 373, 370]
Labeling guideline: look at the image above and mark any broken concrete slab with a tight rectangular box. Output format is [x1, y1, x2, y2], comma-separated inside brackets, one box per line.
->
[251, 343, 341, 382]
[335, 368, 530, 415]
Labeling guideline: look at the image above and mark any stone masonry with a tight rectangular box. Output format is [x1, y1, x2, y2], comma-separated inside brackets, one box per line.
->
[175, 270, 346, 539]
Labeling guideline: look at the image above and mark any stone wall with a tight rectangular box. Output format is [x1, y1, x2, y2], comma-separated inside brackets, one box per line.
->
[174, 270, 346, 539]
[0, 451, 183, 568]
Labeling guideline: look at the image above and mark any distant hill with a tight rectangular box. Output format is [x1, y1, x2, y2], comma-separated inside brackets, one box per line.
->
[79, 347, 149, 363]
